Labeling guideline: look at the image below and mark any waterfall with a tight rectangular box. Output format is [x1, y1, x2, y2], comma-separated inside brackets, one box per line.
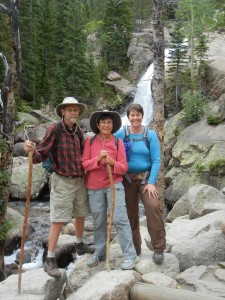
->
[122, 63, 154, 126]
[122, 49, 170, 126]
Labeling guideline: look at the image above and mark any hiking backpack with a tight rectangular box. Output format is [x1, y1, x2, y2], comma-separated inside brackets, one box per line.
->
[42, 122, 83, 173]
[123, 125, 150, 160]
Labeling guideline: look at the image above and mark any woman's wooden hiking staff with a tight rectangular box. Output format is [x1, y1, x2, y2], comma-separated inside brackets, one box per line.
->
[106, 163, 115, 272]
[102, 135, 115, 271]
[18, 126, 34, 294]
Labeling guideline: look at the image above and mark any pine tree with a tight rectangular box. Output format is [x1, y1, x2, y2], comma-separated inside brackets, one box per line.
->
[20, 0, 58, 107]
[101, 0, 135, 72]
[56, 0, 91, 102]
[167, 20, 188, 110]
[176, 0, 215, 93]
[194, 33, 209, 90]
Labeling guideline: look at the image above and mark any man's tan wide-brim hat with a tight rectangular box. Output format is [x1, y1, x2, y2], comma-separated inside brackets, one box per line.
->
[56, 97, 86, 117]
[90, 110, 122, 134]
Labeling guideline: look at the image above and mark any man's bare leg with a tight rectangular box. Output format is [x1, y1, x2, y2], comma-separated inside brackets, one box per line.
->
[74, 216, 95, 255]
[44, 222, 64, 278]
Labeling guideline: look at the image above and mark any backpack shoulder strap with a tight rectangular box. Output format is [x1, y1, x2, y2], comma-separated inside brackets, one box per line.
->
[90, 134, 97, 145]
[115, 136, 119, 149]
[54, 122, 61, 145]
[142, 126, 150, 150]
[76, 125, 83, 142]
[123, 125, 130, 141]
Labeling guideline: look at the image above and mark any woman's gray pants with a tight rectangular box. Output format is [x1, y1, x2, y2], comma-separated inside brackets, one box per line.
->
[87, 182, 136, 260]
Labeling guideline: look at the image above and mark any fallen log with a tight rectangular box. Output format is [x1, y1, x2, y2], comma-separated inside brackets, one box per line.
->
[31, 110, 57, 123]
[130, 282, 222, 300]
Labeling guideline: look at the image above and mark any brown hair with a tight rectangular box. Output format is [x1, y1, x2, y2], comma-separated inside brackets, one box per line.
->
[126, 103, 144, 117]
[96, 114, 113, 125]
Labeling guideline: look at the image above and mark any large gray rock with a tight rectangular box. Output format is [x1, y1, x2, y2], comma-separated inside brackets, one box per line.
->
[188, 184, 225, 219]
[10, 156, 49, 200]
[128, 31, 154, 81]
[4, 207, 34, 255]
[166, 210, 225, 251]
[134, 252, 180, 279]
[171, 230, 225, 271]
[165, 119, 225, 203]
[67, 270, 138, 300]
[164, 32, 225, 205]
[103, 77, 135, 97]
[0, 268, 66, 300]
[166, 184, 225, 222]
[176, 265, 225, 298]
[142, 271, 177, 289]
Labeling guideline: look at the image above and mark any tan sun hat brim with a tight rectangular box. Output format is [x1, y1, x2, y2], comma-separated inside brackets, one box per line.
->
[56, 97, 86, 117]
[90, 110, 122, 134]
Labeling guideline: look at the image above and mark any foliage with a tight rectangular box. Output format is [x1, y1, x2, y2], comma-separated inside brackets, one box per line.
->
[86, 20, 103, 34]
[133, 0, 153, 31]
[176, 0, 215, 92]
[173, 126, 180, 137]
[213, 4, 225, 29]
[195, 163, 204, 176]
[15, 99, 33, 114]
[0, 172, 9, 198]
[101, 0, 135, 72]
[167, 20, 188, 110]
[208, 160, 225, 176]
[207, 115, 221, 125]
[0, 13, 11, 88]
[0, 214, 12, 242]
[0, 138, 9, 200]
[194, 33, 209, 90]
[181, 91, 206, 124]
[17, 0, 101, 108]
[0, 139, 11, 242]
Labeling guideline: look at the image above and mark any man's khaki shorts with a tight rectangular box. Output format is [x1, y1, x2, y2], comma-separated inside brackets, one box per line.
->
[50, 173, 89, 223]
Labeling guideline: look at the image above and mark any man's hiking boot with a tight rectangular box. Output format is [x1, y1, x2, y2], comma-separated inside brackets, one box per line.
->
[153, 251, 164, 264]
[44, 257, 61, 278]
[74, 242, 95, 255]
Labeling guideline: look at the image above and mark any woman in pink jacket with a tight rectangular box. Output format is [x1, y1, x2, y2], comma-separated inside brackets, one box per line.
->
[82, 110, 138, 270]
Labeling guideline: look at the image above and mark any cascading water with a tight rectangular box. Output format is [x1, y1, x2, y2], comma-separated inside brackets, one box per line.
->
[122, 63, 154, 126]
[122, 49, 170, 125]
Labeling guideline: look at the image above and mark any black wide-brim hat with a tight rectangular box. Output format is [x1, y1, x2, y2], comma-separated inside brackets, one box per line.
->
[90, 110, 122, 134]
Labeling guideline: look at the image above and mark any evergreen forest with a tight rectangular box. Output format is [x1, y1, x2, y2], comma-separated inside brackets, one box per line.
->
[0, 0, 225, 115]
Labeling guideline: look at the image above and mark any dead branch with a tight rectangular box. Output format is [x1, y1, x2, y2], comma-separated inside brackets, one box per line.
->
[0, 3, 8, 12]
[0, 53, 9, 79]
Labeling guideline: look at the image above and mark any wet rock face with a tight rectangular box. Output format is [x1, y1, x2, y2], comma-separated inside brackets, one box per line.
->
[128, 31, 154, 81]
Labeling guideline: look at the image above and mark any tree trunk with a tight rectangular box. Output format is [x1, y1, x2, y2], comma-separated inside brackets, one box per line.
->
[151, 0, 165, 207]
[0, 0, 21, 281]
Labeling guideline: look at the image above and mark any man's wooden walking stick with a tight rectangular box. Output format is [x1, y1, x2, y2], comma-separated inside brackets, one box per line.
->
[18, 127, 33, 293]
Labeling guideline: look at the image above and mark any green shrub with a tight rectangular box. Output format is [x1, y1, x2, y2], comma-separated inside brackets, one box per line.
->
[207, 115, 221, 125]
[181, 91, 205, 124]
[195, 163, 204, 176]
[86, 20, 103, 35]
[0, 219, 13, 241]
[173, 126, 180, 137]
[16, 100, 32, 113]
[208, 160, 225, 176]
